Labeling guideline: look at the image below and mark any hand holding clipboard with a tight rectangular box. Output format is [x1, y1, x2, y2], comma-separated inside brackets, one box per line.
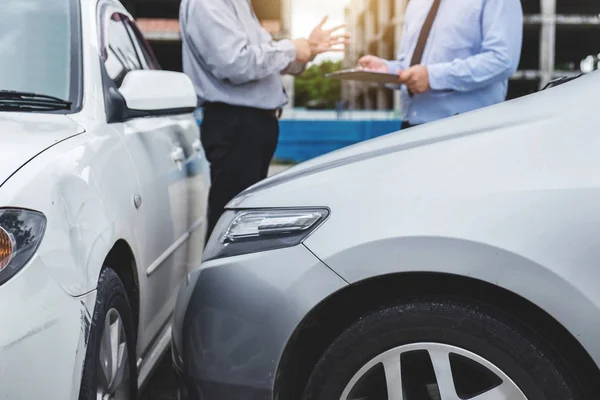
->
[327, 56, 430, 97]
[327, 55, 401, 84]
[325, 68, 402, 84]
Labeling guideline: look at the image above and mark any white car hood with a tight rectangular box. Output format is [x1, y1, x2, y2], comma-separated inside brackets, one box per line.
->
[0, 113, 85, 186]
[230, 70, 600, 208]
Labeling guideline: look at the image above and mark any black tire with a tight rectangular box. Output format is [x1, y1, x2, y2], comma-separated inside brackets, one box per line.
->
[303, 297, 586, 400]
[79, 268, 137, 400]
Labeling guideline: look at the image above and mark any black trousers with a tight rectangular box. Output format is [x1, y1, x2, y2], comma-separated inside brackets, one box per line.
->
[201, 102, 280, 241]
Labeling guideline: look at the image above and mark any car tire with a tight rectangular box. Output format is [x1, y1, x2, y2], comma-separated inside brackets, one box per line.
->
[303, 296, 585, 400]
[79, 268, 137, 400]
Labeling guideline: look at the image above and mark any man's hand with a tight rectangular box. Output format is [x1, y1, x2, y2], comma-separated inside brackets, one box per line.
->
[293, 39, 312, 63]
[357, 55, 390, 73]
[307, 16, 349, 60]
[400, 65, 431, 94]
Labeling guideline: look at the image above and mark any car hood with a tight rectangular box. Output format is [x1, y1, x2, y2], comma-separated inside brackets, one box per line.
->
[229, 70, 600, 208]
[0, 113, 85, 186]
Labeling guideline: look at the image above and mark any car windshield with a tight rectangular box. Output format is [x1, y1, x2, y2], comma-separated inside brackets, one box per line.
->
[0, 0, 81, 109]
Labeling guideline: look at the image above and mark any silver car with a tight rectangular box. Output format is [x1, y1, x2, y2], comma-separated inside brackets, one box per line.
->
[172, 71, 600, 400]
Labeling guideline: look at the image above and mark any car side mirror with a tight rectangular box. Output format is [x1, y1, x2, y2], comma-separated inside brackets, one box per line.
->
[118, 70, 197, 119]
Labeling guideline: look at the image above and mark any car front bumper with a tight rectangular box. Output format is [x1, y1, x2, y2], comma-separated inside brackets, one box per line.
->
[171, 244, 347, 400]
[0, 254, 95, 399]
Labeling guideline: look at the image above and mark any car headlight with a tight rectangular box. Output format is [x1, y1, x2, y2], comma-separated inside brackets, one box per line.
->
[0, 209, 47, 286]
[203, 208, 329, 261]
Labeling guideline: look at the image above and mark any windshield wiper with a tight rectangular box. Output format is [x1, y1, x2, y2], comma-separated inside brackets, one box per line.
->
[0, 90, 72, 111]
[542, 74, 583, 90]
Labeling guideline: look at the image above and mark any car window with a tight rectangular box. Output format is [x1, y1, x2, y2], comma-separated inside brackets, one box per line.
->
[0, 0, 81, 104]
[103, 14, 143, 87]
[124, 22, 150, 69]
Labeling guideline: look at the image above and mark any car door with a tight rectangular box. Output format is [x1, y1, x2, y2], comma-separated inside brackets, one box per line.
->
[98, 6, 191, 354]
[124, 19, 210, 270]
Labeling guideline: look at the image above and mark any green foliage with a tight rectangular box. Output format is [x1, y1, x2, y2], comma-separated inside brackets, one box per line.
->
[294, 60, 342, 109]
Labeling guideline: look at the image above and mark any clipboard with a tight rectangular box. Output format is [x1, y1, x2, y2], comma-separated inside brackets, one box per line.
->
[326, 68, 400, 84]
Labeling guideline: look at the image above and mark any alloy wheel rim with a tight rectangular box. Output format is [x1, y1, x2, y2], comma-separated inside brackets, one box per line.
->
[96, 308, 130, 400]
[340, 342, 528, 400]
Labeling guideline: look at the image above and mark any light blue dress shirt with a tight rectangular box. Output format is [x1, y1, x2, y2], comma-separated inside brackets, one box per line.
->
[385, 0, 523, 125]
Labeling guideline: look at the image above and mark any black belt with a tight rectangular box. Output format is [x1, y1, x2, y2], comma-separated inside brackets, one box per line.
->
[262, 108, 283, 119]
[203, 102, 282, 119]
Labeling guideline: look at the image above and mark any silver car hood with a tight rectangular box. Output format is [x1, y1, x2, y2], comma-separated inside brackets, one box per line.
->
[229, 71, 599, 208]
[0, 113, 85, 186]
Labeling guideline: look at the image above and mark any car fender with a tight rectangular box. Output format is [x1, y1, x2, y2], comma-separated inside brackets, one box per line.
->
[0, 129, 141, 296]
[307, 235, 600, 369]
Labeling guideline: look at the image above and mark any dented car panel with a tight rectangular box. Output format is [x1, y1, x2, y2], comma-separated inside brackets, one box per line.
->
[171, 245, 347, 399]
[0, 251, 96, 400]
[0, 0, 209, 397]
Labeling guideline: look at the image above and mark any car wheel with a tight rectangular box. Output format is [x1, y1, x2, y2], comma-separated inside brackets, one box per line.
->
[303, 297, 584, 400]
[79, 268, 137, 400]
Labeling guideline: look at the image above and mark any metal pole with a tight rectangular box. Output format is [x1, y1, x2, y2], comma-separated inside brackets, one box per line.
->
[539, 0, 556, 89]
[364, 7, 375, 109]
[347, 1, 358, 111]
[377, 0, 391, 110]
[393, 0, 409, 113]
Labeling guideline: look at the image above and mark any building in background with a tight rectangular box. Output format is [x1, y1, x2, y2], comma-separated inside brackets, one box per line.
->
[343, 0, 600, 111]
[124, 0, 296, 107]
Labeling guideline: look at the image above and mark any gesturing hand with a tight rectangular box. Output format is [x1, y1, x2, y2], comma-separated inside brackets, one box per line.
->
[307, 16, 350, 60]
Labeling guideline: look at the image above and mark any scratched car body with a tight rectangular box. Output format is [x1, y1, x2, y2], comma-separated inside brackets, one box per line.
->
[0, 0, 208, 398]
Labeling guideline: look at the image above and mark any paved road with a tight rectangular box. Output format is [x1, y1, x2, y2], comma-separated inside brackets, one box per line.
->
[268, 164, 291, 176]
[140, 351, 177, 400]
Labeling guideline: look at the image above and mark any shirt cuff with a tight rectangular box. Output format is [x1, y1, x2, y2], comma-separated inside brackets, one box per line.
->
[283, 61, 306, 75]
[428, 63, 453, 91]
[384, 59, 402, 74]
[277, 39, 298, 66]
[382, 60, 402, 89]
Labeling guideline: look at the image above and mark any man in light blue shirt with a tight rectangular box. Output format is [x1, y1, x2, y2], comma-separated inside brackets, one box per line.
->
[359, 0, 523, 128]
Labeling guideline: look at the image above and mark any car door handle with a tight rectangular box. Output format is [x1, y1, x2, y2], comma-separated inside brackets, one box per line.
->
[171, 147, 185, 164]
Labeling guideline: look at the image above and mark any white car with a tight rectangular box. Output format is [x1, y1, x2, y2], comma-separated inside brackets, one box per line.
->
[0, 0, 208, 398]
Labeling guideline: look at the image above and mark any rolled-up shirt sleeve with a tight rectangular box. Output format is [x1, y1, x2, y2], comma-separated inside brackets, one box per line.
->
[427, 0, 523, 92]
[187, 1, 297, 85]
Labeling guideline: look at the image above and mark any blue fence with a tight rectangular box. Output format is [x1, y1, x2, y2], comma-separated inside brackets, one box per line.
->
[274, 120, 402, 163]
